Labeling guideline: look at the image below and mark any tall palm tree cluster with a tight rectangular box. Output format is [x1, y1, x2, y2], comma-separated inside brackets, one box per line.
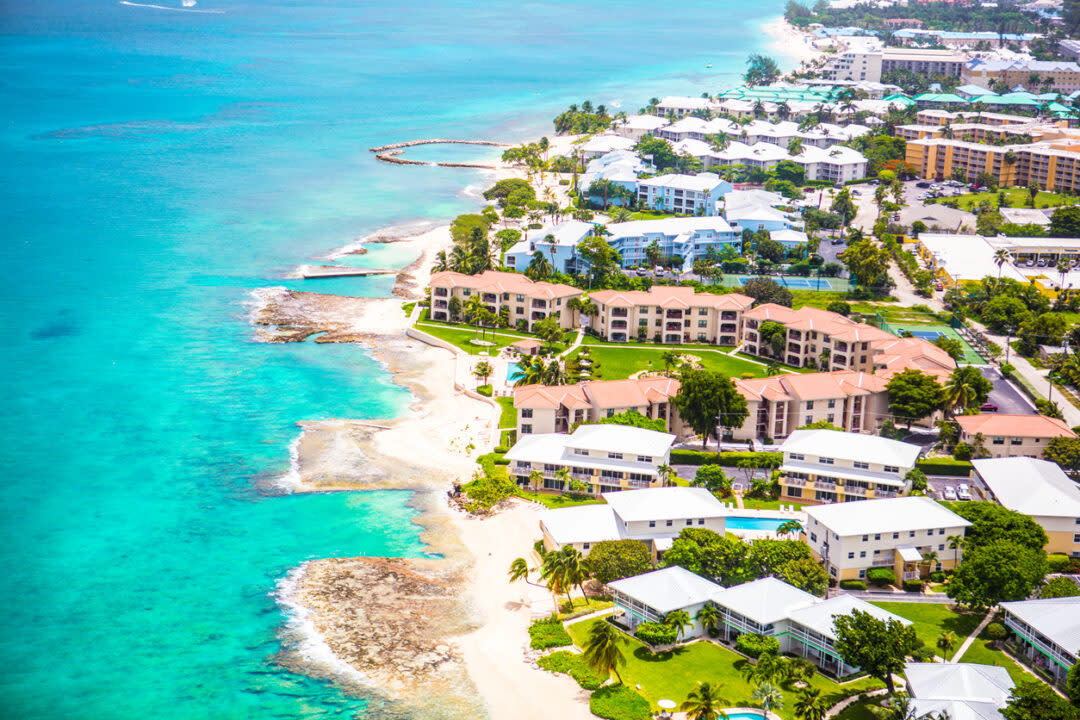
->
[508, 545, 591, 608]
[514, 354, 566, 387]
[553, 101, 613, 135]
[433, 225, 494, 275]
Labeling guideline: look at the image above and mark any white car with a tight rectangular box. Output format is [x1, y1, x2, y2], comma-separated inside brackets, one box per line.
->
[943, 486, 958, 501]
[957, 484, 971, 501]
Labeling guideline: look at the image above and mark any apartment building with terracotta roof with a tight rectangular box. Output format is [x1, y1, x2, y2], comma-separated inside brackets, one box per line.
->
[956, 414, 1077, 458]
[871, 337, 956, 383]
[428, 270, 582, 332]
[741, 304, 896, 372]
[513, 377, 683, 437]
[731, 371, 891, 441]
[589, 287, 755, 345]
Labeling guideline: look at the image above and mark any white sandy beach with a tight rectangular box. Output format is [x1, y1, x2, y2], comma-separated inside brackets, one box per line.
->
[761, 15, 825, 69]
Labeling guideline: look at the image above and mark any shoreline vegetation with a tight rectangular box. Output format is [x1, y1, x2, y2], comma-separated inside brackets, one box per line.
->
[257, 16, 822, 719]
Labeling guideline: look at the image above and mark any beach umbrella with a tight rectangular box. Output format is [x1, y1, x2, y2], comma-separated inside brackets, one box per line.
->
[658, 699, 677, 710]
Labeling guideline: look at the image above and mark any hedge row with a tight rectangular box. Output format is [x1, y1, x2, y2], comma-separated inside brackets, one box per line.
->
[916, 459, 973, 477]
[670, 450, 783, 468]
[528, 617, 572, 650]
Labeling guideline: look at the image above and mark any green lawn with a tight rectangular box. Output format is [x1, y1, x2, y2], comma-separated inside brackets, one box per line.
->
[496, 397, 516, 429]
[518, 490, 605, 509]
[414, 319, 572, 355]
[959, 627, 1038, 687]
[739, 497, 804, 511]
[566, 618, 881, 718]
[571, 345, 767, 381]
[939, 188, 1078, 212]
[868, 602, 984, 655]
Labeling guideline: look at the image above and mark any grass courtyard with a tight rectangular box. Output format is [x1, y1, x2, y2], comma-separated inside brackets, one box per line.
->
[867, 602, 984, 656]
[565, 618, 881, 718]
[572, 343, 768, 381]
[414, 318, 574, 355]
[959, 625, 1035, 687]
[939, 187, 1079, 213]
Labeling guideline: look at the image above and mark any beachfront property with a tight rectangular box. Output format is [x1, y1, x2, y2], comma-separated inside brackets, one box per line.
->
[579, 133, 636, 159]
[917, 232, 1080, 292]
[428, 270, 581, 331]
[957, 415, 1077, 459]
[740, 304, 897, 372]
[611, 114, 671, 140]
[706, 141, 870, 183]
[513, 377, 682, 436]
[905, 135, 1080, 192]
[505, 424, 674, 496]
[892, 28, 1039, 50]
[804, 496, 972, 582]
[654, 96, 715, 118]
[502, 220, 596, 275]
[904, 662, 1014, 719]
[538, 486, 727, 555]
[972, 457, 1080, 558]
[1000, 596, 1080, 684]
[610, 570, 912, 677]
[602, 217, 741, 270]
[578, 150, 652, 208]
[820, 36, 884, 83]
[589, 286, 754, 345]
[963, 58, 1080, 94]
[882, 48, 967, 77]
[636, 172, 730, 216]
[731, 371, 890, 442]
[778, 429, 924, 506]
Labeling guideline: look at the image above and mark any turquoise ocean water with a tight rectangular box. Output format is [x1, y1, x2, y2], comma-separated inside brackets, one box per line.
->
[0, 1, 785, 717]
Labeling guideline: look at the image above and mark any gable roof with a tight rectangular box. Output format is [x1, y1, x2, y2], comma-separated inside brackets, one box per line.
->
[972, 457, 1080, 518]
[602, 486, 728, 523]
[539, 504, 621, 545]
[806, 496, 971, 537]
[787, 594, 910, 640]
[591, 286, 753, 311]
[905, 662, 1013, 705]
[956, 414, 1076, 439]
[711, 577, 818, 625]
[608, 566, 723, 614]
[734, 370, 888, 404]
[779, 429, 922, 467]
[999, 597, 1080, 655]
[429, 270, 581, 300]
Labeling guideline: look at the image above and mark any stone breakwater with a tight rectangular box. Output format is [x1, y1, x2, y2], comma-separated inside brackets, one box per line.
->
[369, 139, 514, 169]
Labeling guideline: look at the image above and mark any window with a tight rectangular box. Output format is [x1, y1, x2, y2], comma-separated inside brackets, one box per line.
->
[698, 308, 708, 316]
[1074, 533, 1080, 543]
[909, 531, 916, 538]
[828, 399, 835, 409]
[698, 518, 705, 525]
[608, 452, 623, 459]
[666, 520, 673, 527]
[819, 457, 834, 465]
[637, 455, 652, 463]
[810, 532, 818, 542]
[806, 401, 815, 410]
[573, 448, 589, 456]
[893, 532, 899, 539]
[938, 544, 944, 551]
[827, 414, 835, 423]
[860, 551, 866, 558]
[858, 569, 866, 579]
[854, 461, 869, 470]
[939, 528, 945, 535]
[883, 465, 899, 473]
[1011, 437, 1023, 445]
[698, 320, 707, 328]
[686, 519, 693, 526]
[862, 534, 868, 542]
[649, 520, 655, 528]
[874, 533, 881, 540]
[607, 409, 615, 418]
[790, 453, 805, 461]
[993, 437, 1005, 445]
[521, 408, 533, 419]
[522, 424, 532, 434]
[848, 552, 855, 559]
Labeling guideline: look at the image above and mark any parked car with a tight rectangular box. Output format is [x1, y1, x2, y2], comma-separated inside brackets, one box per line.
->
[943, 486, 958, 501]
[980, 402, 999, 411]
[957, 484, 972, 501]
[1025, 260, 1036, 267]
[916, 181, 931, 188]
[1037, 259, 1048, 267]
[635, 267, 648, 276]
[831, 237, 844, 245]
[935, 282, 944, 291]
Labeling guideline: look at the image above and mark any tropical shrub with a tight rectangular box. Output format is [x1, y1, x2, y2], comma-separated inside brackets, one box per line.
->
[528, 616, 573, 650]
[537, 650, 605, 689]
[903, 579, 925, 592]
[984, 622, 1008, 647]
[634, 621, 677, 646]
[840, 580, 868, 590]
[736, 633, 781, 658]
[929, 572, 946, 583]
[867, 568, 897, 587]
[1048, 553, 1072, 573]
[589, 685, 651, 720]
[669, 450, 782, 467]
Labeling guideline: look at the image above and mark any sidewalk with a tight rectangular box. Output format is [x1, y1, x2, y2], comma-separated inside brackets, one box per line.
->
[976, 324, 1080, 427]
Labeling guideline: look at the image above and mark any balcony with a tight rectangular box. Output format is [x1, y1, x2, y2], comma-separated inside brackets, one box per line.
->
[721, 312, 737, 321]
[664, 334, 682, 344]
[531, 312, 547, 321]
[434, 300, 447, 309]
[787, 343, 802, 353]
[434, 288, 448, 297]
[815, 480, 837, 491]
[531, 300, 547, 309]
[843, 486, 866, 497]
[482, 293, 497, 303]
[612, 320, 627, 330]
[721, 323, 737, 333]
[666, 323, 683, 332]
[785, 477, 807, 487]
[612, 308, 628, 318]
[665, 310, 683, 319]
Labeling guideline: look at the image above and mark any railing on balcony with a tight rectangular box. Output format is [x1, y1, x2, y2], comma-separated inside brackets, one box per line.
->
[815, 480, 837, 490]
[787, 343, 801, 353]
[612, 320, 627, 329]
[612, 308, 628, 317]
[666, 323, 682, 331]
[531, 300, 547, 309]
[721, 324, 737, 333]
[721, 311, 737, 320]
[434, 288, 448, 297]
[786, 477, 807, 487]
[844, 486, 866, 497]
[789, 331, 802, 340]
[902, 570, 920, 581]
[482, 293, 497, 302]
[532, 312, 546, 320]
[665, 310, 683, 318]
[871, 558, 893, 567]
[434, 300, 447, 309]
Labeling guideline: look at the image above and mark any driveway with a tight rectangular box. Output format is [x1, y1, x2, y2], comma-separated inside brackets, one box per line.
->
[980, 366, 1036, 415]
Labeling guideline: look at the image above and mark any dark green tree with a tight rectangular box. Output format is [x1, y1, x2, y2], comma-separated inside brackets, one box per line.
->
[1050, 205, 1080, 238]
[1002, 680, 1080, 720]
[885, 369, 943, 429]
[744, 54, 781, 86]
[833, 609, 919, 694]
[742, 277, 794, 307]
[586, 540, 655, 585]
[672, 369, 748, 449]
[947, 540, 1047, 611]
[951, 502, 1049, 551]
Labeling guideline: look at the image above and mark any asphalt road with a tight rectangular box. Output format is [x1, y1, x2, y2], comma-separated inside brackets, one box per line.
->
[980, 366, 1037, 415]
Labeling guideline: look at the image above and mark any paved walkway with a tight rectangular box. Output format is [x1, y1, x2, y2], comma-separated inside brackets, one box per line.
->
[557, 328, 584, 359]
[951, 608, 995, 662]
[826, 687, 888, 719]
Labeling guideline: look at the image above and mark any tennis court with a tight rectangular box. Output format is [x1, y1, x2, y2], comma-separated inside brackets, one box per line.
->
[735, 275, 836, 291]
[882, 322, 985, 365]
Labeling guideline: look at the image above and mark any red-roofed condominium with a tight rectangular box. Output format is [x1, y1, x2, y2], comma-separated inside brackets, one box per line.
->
[589, 287, 755, 345]
[514, 377, 683, 436]
[956, 414, 1077, 458]
[428, 270, 582, 332]
[742, 304, 898, 371]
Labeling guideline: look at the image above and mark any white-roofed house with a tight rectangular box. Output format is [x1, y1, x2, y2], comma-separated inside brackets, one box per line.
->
[804, 495, 972, 582]
[710, 576, 819, 642]
[603, 216, 740, 270]
[722, 189, 803, 234]
[783, 595, 911, 676]
[778, 429, 924, 506]
[904, 661, 1013, 718]
[537, 485, 728, 555]
[1000, 596, 1080, 684]
[793, 145, 869, 184]
[655, 96, 717, 118]
[578, 150, 652, 209]
[609, 566, 723, 636]
[612, 114, 670, 140]
[580, 133, 637, 159]
[972, 457, 1080, 557]
[636, 173, 731, 216]
[506, 424, 675, 496]
[502, 220, 595, 275]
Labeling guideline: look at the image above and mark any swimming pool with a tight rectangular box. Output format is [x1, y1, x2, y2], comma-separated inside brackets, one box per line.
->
[735, 275, 833, 290]
[724, 713, 769, 720]
[725, 516, 801, 532]
[506, 362, 523, 383]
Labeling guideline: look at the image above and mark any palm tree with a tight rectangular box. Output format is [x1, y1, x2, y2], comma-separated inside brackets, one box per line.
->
[515, 355, 547, 387]
[793, 687, 827, 720]
[878, 693, 937, 720]
[993, 248, 1011, 279]
[433, 250, 449, 272]
[526, 251, 554, 280]
[777, 520, 803, 538]
[464, 294, 486, 340]
[472, 360, 493, 388]
[1057, 256, 1071, 291]
[542, 359, 566, 386]
[583, 621, 626, 684]
[921, 549, 939, 578]
[936, 630, 957, 659]
[508, 557, 530, 584]
[947, 534, 964, 566]
[681, 682, 730, 720]
[944, 367, 978, 416]
[765, 362, 784, 377]
[664, 609, 693, 642]
[696, 604, 722, 637]
[752, 681, 783, 718]
[656, 463, 675, 487]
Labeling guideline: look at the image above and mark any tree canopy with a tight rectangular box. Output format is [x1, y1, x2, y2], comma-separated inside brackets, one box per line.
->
[1002, 679, 1080, 720]
[672, 369, 749, 449]
[742, 277, 793, 307]
[832, 609, 919, 694]
[947, 540, 1047, 611]
[586, 540, 655, 585]
[744, 54, 781, 86]
[885, 369, 943, 429]
[950, 502, 1049, 552]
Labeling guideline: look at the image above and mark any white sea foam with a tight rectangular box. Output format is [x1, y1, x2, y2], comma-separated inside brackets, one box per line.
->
[323, 220, 440, 260]
[273, 564, 371, 687]
[269, 432, 303, 492]
[244, 286, 288, 323]
[119, 0, 225, 13]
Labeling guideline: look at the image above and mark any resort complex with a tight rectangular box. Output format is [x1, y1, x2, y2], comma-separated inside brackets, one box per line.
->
[513, 377, 681, 435]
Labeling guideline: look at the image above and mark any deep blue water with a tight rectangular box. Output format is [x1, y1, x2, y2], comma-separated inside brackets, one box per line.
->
[0, 1, 785, 717]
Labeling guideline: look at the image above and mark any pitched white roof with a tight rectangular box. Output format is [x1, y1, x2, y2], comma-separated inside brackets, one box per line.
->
[787, 594, 910, 639]
[1000, 597, 1080, 655]
[539, 504, 621, 545]
[605, 216, 736, 239]
[710, 577, 818, 625]
[602, 486, 728, 523]
[806, 496, 971, 537]
[565, 424, 675, 457]
[779, 429, 923, 467]
[619, 115, 670, 131]
[609, 566, 722, 614]
[639, 172, 725, 192]
[972, 457, 1080, 518]
[582, 133, 636, 154]
[905, 662, 1013, 705]
[909, 700, 1005, 720]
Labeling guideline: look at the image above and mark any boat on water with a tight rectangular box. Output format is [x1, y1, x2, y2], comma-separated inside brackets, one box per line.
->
[705, 64, 713, 68]
[182, 0, 196, 6]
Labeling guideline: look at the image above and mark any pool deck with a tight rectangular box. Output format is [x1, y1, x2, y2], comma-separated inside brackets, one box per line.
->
[720, 505, 807, 541]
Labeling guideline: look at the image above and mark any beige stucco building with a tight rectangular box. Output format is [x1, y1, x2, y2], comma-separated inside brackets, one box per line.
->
[428, 270, 581, 332]
[590, 286, 754, 345]
[956, 414, 1076, 459]
[742, 304, 897, 372]
[805, 496, 972, 582]
[513, 377, 682, 436]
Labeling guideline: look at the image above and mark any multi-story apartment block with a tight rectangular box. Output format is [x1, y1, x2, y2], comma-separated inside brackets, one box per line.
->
[603, 217, 741, 270]
[428, 270, 581, 331]
[882, 48, 966, 77]
[654, 96, 717, 119]
[502, 220, 595, 275]
[973, 457, 1080, 558]
[778, 429, 923, 505]
[538, 486, 727, 554]
[963, 58, 1080, 94]
[1000, 597, 1080, 684]
[636, 172, 730, 216]
[590, 286, 754, 345]
[741, 304, 896, 372]
[513, 377, 681, 436]
[820, 37, 884, 83]
[956, 414, 1077, 458]
[505, 424, 674, 496]
[794, 145, 869, 184]
[805, 496, 972, 582]
[871, 336, 956, 383]
[731, 371, 890, 441]
[907, 135, 1080, 192]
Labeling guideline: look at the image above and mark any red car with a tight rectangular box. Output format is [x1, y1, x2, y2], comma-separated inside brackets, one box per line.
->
[980, 402, 998, 412]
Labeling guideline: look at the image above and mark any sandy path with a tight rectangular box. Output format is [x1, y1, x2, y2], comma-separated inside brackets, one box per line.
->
[452, 501, 595, 720]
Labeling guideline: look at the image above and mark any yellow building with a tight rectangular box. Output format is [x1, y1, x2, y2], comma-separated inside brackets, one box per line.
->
[906, 136, 1080, 191]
